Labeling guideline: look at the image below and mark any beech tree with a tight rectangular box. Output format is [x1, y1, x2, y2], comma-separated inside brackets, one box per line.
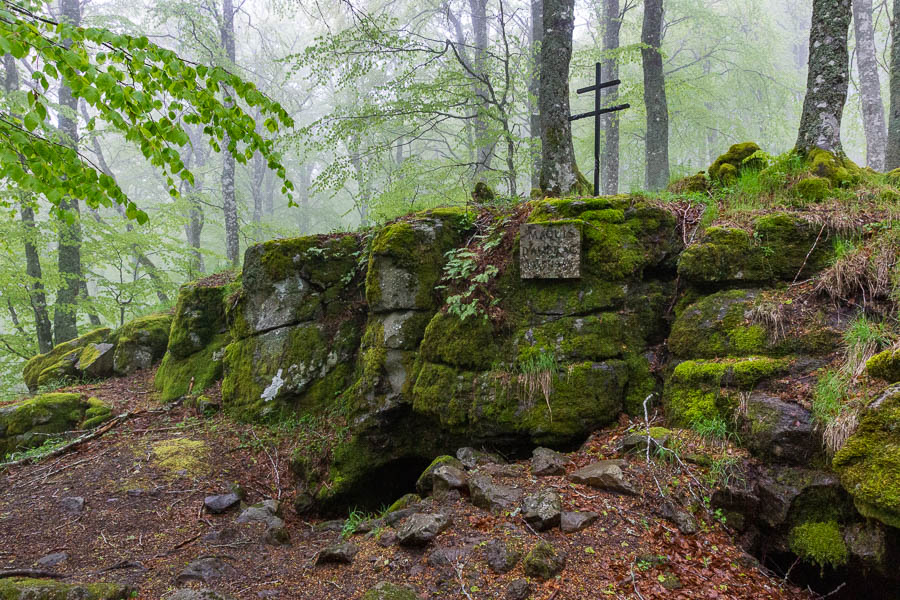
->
[795, 0, 852, 155]
[539, 0, 585, 196]
[641, 0, 669, 191]
[600, 0, 621, 195]
[852, 0, 886, 171]
[887, 0, 900, 169]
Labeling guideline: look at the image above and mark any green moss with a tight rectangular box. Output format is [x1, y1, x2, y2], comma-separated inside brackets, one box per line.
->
[624, 354, 657, 416]
[166, 282, 227, 359]
[150, 438, 209, 477]
[668, 172, 709, 194]
[793, 176, 831, 202]
[708, 142, 762, 181]
[371, 222, 418, 267]
[0, 578, 131, 600]
[668, 289, 768, 358]
[82, 397, 112, 429]
[833, 387, 900, 528]
[361, 582, 418, 600]
[386, 492, 421, 513]
[23, 328, 111, 391]
[789, 521, 848, 571]
[518, 275, 627, 317]
[111, 313, 173, 375]
[806, 148, 861, 187]
[515, 313, 640, 364]
[523, 540, 565, 579]
[867, 349, 900, 383]
[0, 393, 85, 457]
[154, 333, 230, 402]
[419, 312, 499, 371]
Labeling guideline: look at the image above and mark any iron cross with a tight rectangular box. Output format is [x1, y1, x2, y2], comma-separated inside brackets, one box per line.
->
[569, 62, 630, 196]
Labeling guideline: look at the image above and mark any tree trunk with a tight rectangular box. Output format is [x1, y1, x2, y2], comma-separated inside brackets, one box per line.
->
[297, 163, 311, 235]
[886, 0, 900, 169]
[468, 0, 494, 176]
[539, 0, 583, 196]
[349, 139, 370, 228]
[529, 0, 543, 190]
[601, 0, 620, 195]
[4, 55, 53, 353]
[853, 0, 887, 171]
[220, 0, 239, 266]
[251, 150, 265, 227]
[54, 0, 83, 344]
[641, 0, 669, 191]
[796, 0, 852, 155]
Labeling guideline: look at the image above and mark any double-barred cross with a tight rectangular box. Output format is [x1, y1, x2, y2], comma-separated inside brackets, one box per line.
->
[569, 62, 630, 196]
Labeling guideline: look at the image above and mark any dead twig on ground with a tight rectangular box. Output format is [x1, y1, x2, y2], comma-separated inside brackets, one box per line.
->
[0, 569, 64, 579]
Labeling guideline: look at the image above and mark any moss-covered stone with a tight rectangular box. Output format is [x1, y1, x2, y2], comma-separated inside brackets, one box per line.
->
[793, 176, 831, 202]
[222, 320, 361, 421]
[789, 521, 849, 571]
[166, 281, 229, 359]
[832, 385, 900, 528]
[236, 233, 362, 338]
[708, 142, 763, 181]
[155, 333, 230, 402]
[111, 313, 173, 375]
[0, 393, 89, 457]
[667, 172, 709, 194]
[419, 312, 500, 371]
[867, 349, 900, 383]
[0, 578, 132, 599]
[806, 148, 861, 187]
[82, 397, 113, 429]
[678, 215, 831, 285]
[23, 328, 111, 391]
[361, 582, 418, 600]
[668, 289, 766, 358]
[415, 455, 464, 494]
[624, 354, 657, 416]
[386, 493, 421, 513]
[365, 218, 463, 313]
[513, 313, 641, 365]
[522, 540, 566, 579]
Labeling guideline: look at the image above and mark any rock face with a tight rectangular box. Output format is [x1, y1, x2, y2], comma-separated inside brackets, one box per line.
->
[0, 393, 111, 457]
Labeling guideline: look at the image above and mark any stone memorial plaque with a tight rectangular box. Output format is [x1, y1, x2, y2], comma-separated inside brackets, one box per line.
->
[519, 222, 581, 279]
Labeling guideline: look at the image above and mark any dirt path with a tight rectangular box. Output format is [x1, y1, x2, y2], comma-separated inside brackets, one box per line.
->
[0, 370, 810, 599]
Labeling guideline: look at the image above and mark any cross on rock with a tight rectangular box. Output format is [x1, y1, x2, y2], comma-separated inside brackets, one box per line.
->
[569, 62, 630, 196]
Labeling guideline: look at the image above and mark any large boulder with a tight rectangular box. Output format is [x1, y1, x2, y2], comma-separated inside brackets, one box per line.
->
[155, 274, 238, 401]
[23, 328, 111, 391]
[0, 393, 111, 457]
[111, 313, 173, 375]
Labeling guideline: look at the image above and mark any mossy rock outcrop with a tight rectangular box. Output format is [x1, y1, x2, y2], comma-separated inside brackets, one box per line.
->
[0, 578, 132, 599]
[678, 214, 832, 286]
[867, 349, 900, 383]
[805, 149, 861, 187]
[833, 385, 900, 528]
[155, 275, 236, 401]
[111, 313, 173, 375]
[708, 142, 764, 182]
[668, 289, 839, 359]
[22, 328, 111, 391]
[0, 393, 112, 457]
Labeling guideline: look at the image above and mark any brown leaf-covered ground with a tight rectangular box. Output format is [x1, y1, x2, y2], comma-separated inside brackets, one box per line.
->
[0, 369, 812, 599]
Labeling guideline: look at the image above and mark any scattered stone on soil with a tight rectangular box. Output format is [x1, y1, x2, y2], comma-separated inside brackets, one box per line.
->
[415, 455, 464, 494]
[60, 495, 85, 515]
[169, 590, 236, 600]
[204, 492, 241, 514]
[469, 474, 523, 512]
[176, 556, 235, 585]
[522, 488, 562, 531]
[432, 463, 468, 497]
[397, 512, 451, 546]
[530, 446, 571, 476]
[457, 446, 505, 469]
[505, 579, 531, 600]
[568, 460, 637, 495]
[522, 540, 566, 579]
[657, 499, 699, 534]
[35, 551, 68, 568]
[317, 541, 359, 564]
[560, 510, 599, 533]
[484, 538, 521, 573]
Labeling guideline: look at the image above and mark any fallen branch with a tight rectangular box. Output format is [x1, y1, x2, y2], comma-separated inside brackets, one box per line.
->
[0, 411, 139, 471]
[0, 569, 64, 579]
[792, 223, 826, 285]
[629, 560, 646, 600]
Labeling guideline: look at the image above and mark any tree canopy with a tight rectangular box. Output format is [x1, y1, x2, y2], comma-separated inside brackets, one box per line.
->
[0, 0, 293, 222]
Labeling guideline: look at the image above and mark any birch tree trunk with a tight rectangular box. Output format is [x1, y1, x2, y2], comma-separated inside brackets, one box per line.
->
[54, 0, 83, 344]
[220, 0, 240, 266]
[853, 0, 887, 171]
[529, 0, 543, 190]
[795, 0, 852, 155]
[601, 0, 620, 195]
[886, 0, 900, 169]
[539, 0, 584, 196]
[641, 0, 669, 191]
